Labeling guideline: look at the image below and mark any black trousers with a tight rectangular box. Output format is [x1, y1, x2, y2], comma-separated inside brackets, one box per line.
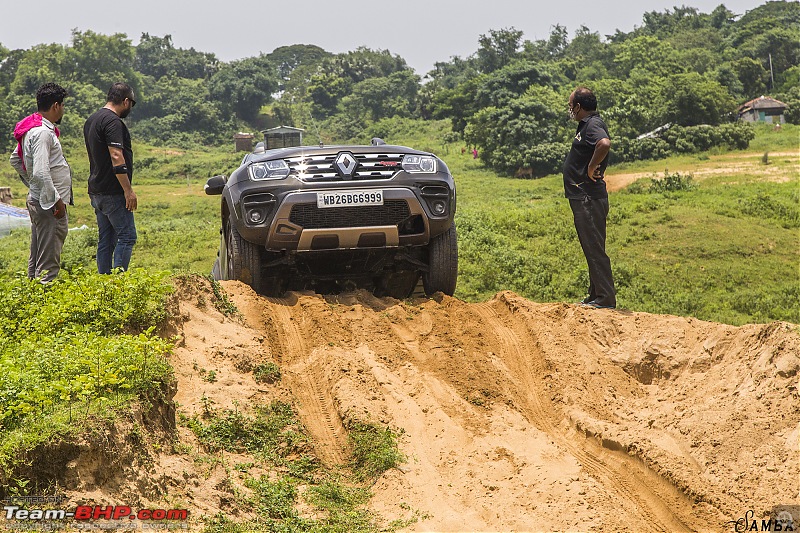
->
[569, 196, 616, 307]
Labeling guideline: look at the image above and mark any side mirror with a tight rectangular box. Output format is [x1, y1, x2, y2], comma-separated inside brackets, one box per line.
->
[204, 175, 227, 195]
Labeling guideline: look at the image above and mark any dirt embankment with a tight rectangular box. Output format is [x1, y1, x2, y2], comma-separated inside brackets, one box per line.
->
[58, 281, 800, 532]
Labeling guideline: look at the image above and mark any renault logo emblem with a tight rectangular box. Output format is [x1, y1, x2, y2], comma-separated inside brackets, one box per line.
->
[335, 152, 357, 178]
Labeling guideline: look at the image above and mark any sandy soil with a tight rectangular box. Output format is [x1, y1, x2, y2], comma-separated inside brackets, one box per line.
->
[56, 280, 800, 532]
[604, 150, 799, 192]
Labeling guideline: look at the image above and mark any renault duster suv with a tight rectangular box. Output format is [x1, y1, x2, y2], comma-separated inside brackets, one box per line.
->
[205, 139, 457, 297]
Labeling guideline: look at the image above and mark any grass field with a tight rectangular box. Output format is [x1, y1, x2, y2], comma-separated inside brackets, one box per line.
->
[0, 121, 797, 325]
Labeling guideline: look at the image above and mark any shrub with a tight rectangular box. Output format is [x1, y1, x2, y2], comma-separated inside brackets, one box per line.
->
[348, 422, 404, 481]
[610, 123, 755, 164]
[648, 171, 696, 193]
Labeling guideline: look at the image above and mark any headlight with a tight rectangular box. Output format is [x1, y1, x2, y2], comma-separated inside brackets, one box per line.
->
[249, 160, 290, 181]
[402, 154, 437, 173]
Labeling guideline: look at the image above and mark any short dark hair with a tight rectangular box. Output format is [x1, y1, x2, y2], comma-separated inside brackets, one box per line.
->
[36, 83, 68, 112]
[107, 82, 134, 105]
[573, 87, 597, 111]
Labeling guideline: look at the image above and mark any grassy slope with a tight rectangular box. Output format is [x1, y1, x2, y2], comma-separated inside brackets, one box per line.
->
[0, 122, 797, 325]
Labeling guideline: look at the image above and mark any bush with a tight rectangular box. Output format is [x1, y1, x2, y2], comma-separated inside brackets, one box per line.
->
[740, 193, 800, 228]
[648, 171, 696, 193]
[611, 123, 755, 164]
[348, 422, 404, 481]
[60, 227, 98, 273]
[0, 270, 174, 434]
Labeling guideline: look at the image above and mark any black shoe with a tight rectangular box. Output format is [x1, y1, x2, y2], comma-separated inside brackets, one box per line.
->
[581, 300, 616, 309]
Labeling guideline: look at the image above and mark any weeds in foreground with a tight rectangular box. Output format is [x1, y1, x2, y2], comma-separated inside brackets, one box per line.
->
[187, 401, 412, 532]
[206, 275, 240, 317]
[348, 422, 406, 482]
[254, 362, 282, 384]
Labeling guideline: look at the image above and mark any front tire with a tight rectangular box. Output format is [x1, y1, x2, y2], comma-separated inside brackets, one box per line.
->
[422, 225, 458, 296]
[225, 215, 263, 292]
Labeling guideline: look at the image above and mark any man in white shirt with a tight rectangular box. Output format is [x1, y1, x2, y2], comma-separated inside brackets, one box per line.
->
[9, 83, 72, 282]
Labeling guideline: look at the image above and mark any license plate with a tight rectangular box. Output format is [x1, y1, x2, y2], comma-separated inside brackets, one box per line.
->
[317, 190, 384, 208]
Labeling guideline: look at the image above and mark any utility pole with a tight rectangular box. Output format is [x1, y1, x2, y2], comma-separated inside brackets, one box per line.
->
[768, 53, 775, 91]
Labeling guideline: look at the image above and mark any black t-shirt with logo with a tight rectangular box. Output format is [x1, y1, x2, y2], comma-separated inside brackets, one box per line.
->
[84, 108, 133, 195]
[562, 112, 610, 200]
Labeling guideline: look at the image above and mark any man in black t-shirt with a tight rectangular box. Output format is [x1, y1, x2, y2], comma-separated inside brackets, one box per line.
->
[563, 87, 616, 309]
[84, 83, 138, 273]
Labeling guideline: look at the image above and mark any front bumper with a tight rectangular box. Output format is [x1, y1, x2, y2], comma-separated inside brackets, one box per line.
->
[229, 173, 456, 252]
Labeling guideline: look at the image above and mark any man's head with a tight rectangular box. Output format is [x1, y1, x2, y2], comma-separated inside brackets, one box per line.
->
[568, 87, 597, 121]
[36, 83, 68, 124]
[106, 82, 136, 118]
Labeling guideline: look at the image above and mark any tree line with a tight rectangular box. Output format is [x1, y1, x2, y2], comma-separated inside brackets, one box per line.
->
[0, 1, 797, 176]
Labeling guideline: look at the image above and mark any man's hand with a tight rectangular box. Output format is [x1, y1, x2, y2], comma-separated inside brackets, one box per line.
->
[587, 138, 611, 182]
[124, 188, 138, 211]
[588, 164, 603, 182]
[52, 198, 66, 219]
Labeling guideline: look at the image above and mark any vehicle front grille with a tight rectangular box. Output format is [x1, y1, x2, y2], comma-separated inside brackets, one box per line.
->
[285, 153, 403, 181]
[289, 200, 411, 229]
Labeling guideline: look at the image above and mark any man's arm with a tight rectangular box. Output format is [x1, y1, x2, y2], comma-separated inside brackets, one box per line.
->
[9, 147, 30, 187]
[588, 138, 611, 181]
[108, 146, 137, 211]
[30, 131, 65, 217]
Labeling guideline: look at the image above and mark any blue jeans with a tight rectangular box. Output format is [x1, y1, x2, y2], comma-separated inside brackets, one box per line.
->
[90, 193, 137, 273]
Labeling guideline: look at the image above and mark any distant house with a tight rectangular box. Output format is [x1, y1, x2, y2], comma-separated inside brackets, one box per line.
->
[261, 126, 304, 149]
[738, 96, 787, 124]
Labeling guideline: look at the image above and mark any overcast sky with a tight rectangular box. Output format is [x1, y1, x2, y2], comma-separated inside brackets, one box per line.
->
[0, 0, 768, 75]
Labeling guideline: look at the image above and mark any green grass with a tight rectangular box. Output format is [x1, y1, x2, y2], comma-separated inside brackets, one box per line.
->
[183, 401, 408, 533]
[186, 401, 308, 460]
[0, 270, 175, 489]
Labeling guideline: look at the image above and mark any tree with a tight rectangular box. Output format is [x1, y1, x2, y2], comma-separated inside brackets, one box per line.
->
[307, 72, 352, 117]
[302, 47, 411, 118]
[475, 60, 555, 109]
[266, 44, 330, 86]
[611, 35, 684, 78]
[476, 27, 524, 73]
[208, 55, 278, 120]
[736, 27, 800, 86]
[776, 86, 800, 124]
[522, 25, 569, 62]
[709, 5, 736, 29]
[731, 57, 770, 98]
[67, 30, 140, 93]
[641, 6, 704, 37]
[663, 73, 736, 126]
[464, 91, 566, 176]
[135, 33, 218, 80]
[8, 44, 69, 96]
[340, 70, 420, 121]
[131, 75, 229, 145]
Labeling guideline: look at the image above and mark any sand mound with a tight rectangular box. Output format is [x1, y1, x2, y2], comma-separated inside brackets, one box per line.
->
[53, 279, 800, 532]
[215, 282, 799, 532]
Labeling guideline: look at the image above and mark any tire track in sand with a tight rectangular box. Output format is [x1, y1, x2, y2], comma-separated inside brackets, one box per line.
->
[262, 297, 348, 465]
[472, 300, 694, 533]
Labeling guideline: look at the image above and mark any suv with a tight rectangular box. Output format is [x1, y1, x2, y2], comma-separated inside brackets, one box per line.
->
[205, 139, 457, 298]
